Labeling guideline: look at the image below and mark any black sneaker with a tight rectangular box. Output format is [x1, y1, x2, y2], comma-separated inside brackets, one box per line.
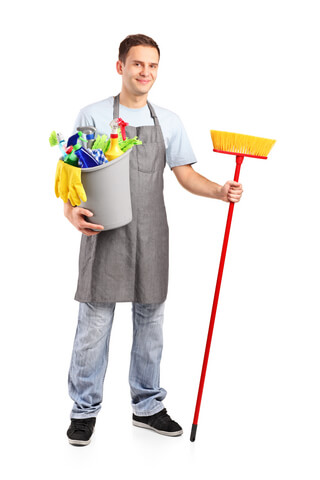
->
[132, 408, 183, 437]
[67, 417, 96, 446]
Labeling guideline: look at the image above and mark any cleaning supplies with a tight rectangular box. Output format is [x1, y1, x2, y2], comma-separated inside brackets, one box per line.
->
[75, 147, 101, 168]
[61, 131, 101, 168]
[50, 130, 86, 167]
[67, 131, 82, 148]
[55, 160, 87, 206]
[51, 118, 142, 209]
[105, 118, 129, 161]
[190, 130, 276, 443]
[90, 149, 106, 165]
[118, 135, 143, 152]
[77, 126, 97, 149]
[64, 144, 81, 167]
[91, 127, 142, 155]
[92, 134, 110, 153]
[49, 131, 68, 160]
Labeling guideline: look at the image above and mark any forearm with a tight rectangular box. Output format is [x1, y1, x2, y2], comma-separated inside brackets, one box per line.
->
[64, 199, 74, 218]
[173, 164, 243, 203]
[174, 166, 223, 200]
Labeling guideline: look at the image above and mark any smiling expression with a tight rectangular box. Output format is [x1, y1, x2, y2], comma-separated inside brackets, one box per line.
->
[116, 45, 159, 97]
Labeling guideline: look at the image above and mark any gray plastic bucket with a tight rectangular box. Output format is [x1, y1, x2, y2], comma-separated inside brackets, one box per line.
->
[80, 149, 132, 231]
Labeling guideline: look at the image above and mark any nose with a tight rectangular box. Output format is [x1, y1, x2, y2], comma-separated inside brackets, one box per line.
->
[140, 65, 150, 77]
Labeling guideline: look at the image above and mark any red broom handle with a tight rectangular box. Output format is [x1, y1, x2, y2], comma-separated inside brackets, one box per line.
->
[190, 155, 244, 442]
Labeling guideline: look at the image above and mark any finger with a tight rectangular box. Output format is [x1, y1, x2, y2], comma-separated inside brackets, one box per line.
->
[80, 223, 104, 233]
[229, 188, 243, 195]
[78, 214, 104, 230]
[81, 227, 103, 236]
[76, 208, 95, 217]
[228, 192, 242, 200]
[80, 221, 104, 230]
[228, 187, 242, 194]
[229, 191, 243, 197]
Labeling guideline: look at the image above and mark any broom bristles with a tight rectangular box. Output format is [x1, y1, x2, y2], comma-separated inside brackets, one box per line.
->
[211, 130, 276, 158]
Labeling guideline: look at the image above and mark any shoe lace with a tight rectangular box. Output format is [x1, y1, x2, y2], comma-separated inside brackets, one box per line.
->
[151, 409, 172, 427]
[157, 409, 170, 419]
[71, 420, 92, 433]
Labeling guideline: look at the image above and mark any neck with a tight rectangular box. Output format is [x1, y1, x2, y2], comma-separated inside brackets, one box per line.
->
[119, 88, 148, 109]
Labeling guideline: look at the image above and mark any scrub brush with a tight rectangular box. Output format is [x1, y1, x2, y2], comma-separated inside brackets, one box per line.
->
[49, 130, 67, 159]
[49, 131, 58, 147]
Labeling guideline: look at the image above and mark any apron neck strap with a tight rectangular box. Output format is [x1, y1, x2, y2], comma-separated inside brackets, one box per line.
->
[113, 94, 159, 126]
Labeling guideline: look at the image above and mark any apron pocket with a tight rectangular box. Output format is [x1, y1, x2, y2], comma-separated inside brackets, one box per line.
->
[135, 143, 165, 173]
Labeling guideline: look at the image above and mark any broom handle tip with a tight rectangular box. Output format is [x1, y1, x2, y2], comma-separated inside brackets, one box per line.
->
[190, 424, 198, 442]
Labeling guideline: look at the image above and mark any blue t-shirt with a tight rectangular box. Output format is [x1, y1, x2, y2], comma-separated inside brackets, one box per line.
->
[73, 97, 197, 170]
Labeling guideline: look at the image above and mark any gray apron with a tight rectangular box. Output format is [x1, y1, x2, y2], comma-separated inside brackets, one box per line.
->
[74, 94, 169, 304]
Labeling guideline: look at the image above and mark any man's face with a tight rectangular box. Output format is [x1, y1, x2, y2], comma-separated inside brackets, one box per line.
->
[117, 45, 159, 97]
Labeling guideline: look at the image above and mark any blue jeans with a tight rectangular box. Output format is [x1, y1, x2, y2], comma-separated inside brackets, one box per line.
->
[68, 302, 167, 419]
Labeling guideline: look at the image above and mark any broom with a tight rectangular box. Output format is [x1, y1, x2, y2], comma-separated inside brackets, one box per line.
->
[190, 130, 276, 442]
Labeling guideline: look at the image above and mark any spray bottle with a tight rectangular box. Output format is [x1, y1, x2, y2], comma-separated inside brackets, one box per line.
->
[55, 133, 68, 159]
[49, 131, 68, 159]
[77, 126, 97, 149]
[105, 118, 129, 161]
[64, 144, 80, 167]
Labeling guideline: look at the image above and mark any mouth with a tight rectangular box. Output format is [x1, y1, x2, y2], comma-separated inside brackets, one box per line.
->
[136, 79, 151, 85]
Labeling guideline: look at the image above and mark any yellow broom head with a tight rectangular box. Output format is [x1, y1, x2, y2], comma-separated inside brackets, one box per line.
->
[211, 130, 276, 158]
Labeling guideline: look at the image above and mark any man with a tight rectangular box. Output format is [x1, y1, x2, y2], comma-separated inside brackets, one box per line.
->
[64, 34, 243, 446]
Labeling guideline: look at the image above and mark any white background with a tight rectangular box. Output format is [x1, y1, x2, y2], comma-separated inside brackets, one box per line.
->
[1, 0, 320, 478]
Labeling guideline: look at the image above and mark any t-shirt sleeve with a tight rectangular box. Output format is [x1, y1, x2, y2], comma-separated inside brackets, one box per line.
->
[72, 109, 96, 135]
[165, 114, 197, 169]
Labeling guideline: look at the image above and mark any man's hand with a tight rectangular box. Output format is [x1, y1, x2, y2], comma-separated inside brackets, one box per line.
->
[219, 180, 243, 203]
[64, 201, 104, 236]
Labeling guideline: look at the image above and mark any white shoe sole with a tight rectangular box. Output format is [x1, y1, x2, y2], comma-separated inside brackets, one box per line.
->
[68, 432, 94, 446]
[132, 420, 183, 437]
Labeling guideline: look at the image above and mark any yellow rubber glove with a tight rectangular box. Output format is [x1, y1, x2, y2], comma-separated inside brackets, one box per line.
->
[54, 160, 87, 206]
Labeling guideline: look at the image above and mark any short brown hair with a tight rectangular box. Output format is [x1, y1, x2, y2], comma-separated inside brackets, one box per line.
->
[118, 34, 160, 64]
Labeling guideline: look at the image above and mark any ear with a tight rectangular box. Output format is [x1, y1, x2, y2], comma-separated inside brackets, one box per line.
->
[116, 60, 124, 75]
